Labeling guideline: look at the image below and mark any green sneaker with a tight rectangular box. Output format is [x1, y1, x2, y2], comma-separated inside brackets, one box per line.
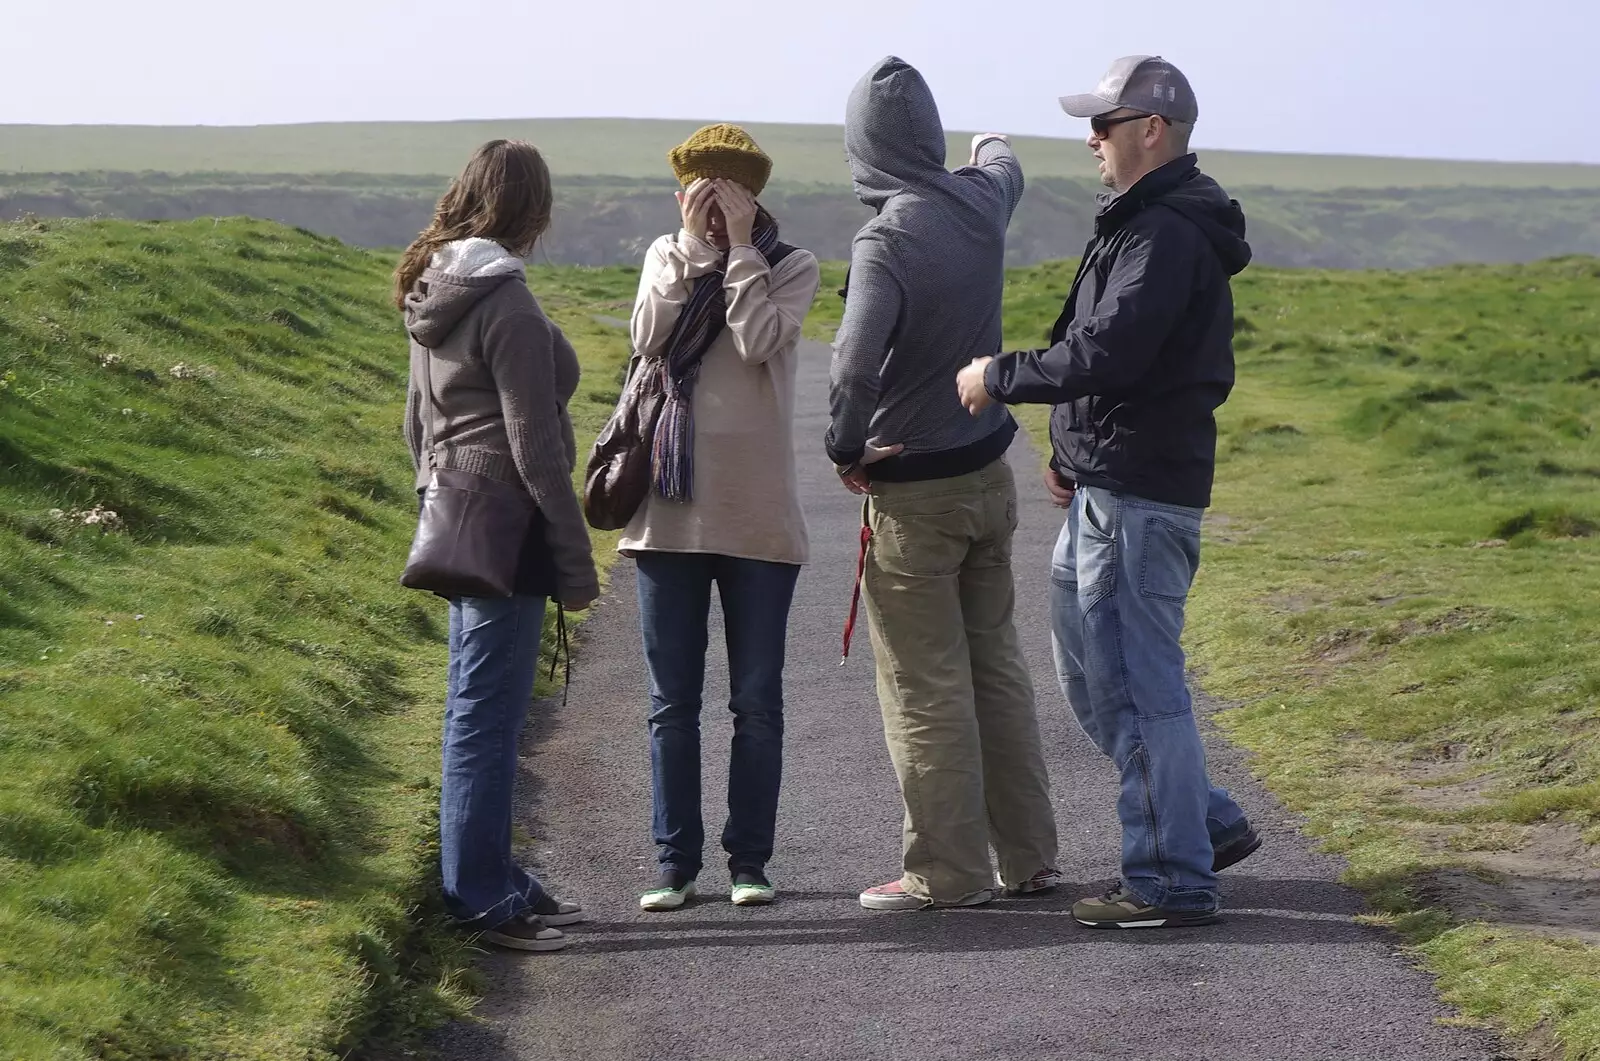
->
[639, 870, 697, 912]
[730, 869, 776, 906]
[1072, 886, 1219, 929]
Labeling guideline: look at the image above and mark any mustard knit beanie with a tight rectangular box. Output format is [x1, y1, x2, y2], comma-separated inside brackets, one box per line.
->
[668, 124, 773, 196]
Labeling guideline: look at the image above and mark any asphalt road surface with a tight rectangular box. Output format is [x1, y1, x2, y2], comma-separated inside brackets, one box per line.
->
[431, 340, 1505, 1061]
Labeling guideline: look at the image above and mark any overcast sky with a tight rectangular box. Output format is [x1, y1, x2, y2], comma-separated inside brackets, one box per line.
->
[10, 0, 1598, 163]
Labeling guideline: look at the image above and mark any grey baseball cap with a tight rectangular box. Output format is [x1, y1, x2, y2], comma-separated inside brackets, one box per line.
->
[1059, 55, 1199, 124]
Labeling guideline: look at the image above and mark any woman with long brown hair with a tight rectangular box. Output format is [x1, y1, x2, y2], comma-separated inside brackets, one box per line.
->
[399, 139, 598, 952]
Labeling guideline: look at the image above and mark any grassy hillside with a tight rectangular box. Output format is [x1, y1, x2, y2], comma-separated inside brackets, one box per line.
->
[999, 257, 1600, 1058]
[7, 214, 1600, 1058]
[0, 218, 631, 1059]
[6, 118, 1600, 190]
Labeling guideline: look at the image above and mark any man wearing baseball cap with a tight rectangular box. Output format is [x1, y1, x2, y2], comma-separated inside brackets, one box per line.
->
[957, 56, 1259, 929]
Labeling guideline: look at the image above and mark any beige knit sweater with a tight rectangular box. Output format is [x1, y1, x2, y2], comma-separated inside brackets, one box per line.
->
[618, 230, 820, 565]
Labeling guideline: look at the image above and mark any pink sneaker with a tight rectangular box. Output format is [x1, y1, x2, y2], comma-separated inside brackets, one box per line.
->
[858, 880, 994, 912]
[859, 880, 931, 911]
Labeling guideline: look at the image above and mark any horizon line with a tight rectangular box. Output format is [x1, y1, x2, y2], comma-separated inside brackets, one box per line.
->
[3, 116, 1596, 170]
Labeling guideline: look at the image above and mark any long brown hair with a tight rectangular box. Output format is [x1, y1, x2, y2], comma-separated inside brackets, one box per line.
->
[393, 139, 553, 308]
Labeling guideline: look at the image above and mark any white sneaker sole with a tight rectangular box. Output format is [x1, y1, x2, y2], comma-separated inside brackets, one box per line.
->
[860, 888, 994, 912]
[481, 928, 570, 952]
[537, 907, 586, 927]
[859, 894, 932, 911]
[1075, 911, 1221, 929]
[640, 881, 697, 911]
[730, 886, 776, 906]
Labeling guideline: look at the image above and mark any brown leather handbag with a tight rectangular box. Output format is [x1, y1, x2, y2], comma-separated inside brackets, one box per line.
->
[582, 354, 666, 531]
[400, 350, 533, 598]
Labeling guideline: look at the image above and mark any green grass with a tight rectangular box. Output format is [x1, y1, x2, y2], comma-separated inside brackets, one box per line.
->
[9, 213, 1600, 1058]
[7, 118, 1600, 190]
[1001, 256, 1600, 1057]
[0, 217, 631, 1059]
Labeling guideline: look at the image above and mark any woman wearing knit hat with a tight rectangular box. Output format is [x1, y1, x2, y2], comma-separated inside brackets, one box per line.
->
[619, 124, 820, 911]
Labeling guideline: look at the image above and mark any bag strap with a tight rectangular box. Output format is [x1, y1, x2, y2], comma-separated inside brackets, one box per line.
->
[766, 241, 799, 269]
[620, 348, 643, 390]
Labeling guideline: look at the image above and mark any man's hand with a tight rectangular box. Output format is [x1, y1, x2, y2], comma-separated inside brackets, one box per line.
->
[714, 179, 758, 248]
[836, 440, 904, 495]
[1044, 467, 1077, 509]
[560, 590, 599, 612]
[675, 178, 714, 243]
[957, 356, 996, 415]
[969, 133, 1010, 165]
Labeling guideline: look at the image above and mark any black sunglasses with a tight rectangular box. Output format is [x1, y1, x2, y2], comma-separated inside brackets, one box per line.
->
[1090, 112, 1173, 138]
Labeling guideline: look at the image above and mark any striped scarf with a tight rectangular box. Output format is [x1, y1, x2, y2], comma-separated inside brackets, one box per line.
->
[650, 213, 782, 502]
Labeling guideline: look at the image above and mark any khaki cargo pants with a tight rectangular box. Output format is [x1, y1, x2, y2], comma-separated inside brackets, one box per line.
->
[863, 456, 1059, 902]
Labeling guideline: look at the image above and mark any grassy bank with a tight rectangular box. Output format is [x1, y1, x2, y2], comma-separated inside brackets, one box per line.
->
[0, 218, 629, 1059]
[7, 215, 1598, 1058]
[1001, 257, 1600, 1057]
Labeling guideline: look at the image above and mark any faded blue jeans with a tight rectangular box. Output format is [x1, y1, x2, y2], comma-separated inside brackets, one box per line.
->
[439, 593, 548, 927]
[637, 552, 801, 879]
[1050, 486, 1247, 912]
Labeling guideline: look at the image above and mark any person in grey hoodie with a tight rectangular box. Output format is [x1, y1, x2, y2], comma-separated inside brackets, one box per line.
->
[828, 57, 1060, 912]
[398, 139, 599, 952]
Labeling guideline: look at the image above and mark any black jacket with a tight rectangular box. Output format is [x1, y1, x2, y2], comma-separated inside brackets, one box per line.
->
[984, 155, 1251, 508]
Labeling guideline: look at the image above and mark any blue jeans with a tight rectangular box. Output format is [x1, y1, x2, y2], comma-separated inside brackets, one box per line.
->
[439, 593, 548, 927]
[636, 552, 801, 879]
[1050, 487, 1247, 912]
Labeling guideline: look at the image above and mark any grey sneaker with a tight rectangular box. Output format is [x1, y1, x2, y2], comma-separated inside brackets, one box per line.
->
[1213, 823, 1262, 872]
[531, 893, 585, 926]
[1072, 886, 1219, 929]
[479, 913, 569, 952]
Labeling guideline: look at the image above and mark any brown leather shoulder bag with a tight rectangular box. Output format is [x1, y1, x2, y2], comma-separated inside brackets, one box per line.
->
[400, 349, 533, 598]
[582, 354, 666, 531]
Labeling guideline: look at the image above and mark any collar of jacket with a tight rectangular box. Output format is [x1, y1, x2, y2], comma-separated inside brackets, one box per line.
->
[1093, 153, 1199, 236]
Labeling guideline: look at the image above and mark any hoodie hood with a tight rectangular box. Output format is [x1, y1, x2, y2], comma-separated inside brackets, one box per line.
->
[1101, 156, 1252, 276]
[404, 237, 526, 348]
[844, 56, 949, 210]
[1157, 172, 1252, 276]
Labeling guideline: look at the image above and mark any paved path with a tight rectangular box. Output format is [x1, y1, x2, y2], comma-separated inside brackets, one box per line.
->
[433, 340, 1505, 1061]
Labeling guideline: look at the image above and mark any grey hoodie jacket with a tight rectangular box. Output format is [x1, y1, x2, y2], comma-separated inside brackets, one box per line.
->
[825, 56, 1023, 480]
[403, 238, 598, 600]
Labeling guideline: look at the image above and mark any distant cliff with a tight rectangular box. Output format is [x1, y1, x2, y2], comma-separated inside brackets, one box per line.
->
[6, 172, 1600, 270]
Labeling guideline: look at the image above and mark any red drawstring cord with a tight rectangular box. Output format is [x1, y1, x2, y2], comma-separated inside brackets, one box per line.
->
[841, 504, 872, 665]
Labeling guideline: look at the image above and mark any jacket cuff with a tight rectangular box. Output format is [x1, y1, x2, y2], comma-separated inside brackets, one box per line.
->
[983, 354, 1013, 401]
[557, 574, 600, 600]
[825, 432, 864, 468]
[974, 137, 1013, 166]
